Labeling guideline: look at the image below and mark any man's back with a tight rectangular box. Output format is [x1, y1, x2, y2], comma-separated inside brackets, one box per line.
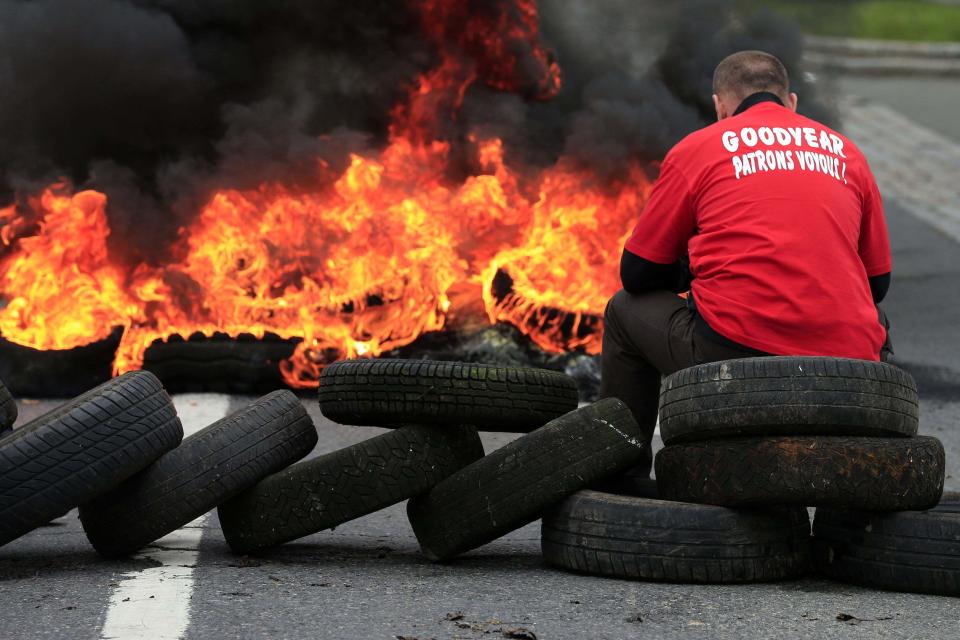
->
[625, 99, 890, 360]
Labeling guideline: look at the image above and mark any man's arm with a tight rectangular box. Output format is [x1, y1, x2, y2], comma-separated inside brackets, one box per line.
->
[869, 272, 890, 304]
[621, 157, 696, 292]
[621, 250, 692, 294]
[858, 158, 892, 304]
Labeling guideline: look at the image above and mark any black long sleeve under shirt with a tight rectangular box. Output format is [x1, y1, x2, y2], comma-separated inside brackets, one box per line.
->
[620, 250, 891, 350]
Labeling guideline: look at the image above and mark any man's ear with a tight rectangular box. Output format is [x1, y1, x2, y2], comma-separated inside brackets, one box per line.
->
[787, 92, 799, 112]
[712, 94, 727, 121]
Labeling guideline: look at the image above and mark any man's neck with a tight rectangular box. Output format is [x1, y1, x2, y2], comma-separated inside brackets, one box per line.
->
[734, 92, 784, 116]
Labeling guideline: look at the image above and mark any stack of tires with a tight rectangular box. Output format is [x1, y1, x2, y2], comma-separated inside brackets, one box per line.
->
[0, 359, 649, 559]
[0, 371, 323, 555]
[220, 359, 650, 557]
[543, 357, 955, 595]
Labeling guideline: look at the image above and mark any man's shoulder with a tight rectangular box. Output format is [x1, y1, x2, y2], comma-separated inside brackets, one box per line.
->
[661, 122, 722, 171]
[667, 122, 722, 159]
[784, 109, 866, 159]
[666, 106, 867, 165]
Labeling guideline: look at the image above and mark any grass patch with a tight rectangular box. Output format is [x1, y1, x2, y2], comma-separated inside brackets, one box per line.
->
[739, 0, 960, 42]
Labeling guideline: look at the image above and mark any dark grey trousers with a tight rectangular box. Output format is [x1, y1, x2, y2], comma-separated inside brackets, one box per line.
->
[599, 289, 762, 475]
[599, 289, 892, 477]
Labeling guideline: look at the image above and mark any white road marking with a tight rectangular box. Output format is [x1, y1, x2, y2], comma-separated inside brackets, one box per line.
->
[100, 394, 232, 640]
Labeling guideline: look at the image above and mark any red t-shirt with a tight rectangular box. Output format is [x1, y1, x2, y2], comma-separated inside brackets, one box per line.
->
[624, 101, 890, 360]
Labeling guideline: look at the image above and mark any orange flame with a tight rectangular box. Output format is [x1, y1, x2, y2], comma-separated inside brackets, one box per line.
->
[482, 163, 653, 354]
[0, 0, 652, 387]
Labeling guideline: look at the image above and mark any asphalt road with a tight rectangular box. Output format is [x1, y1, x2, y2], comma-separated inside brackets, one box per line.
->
[836, 76, 960, 143]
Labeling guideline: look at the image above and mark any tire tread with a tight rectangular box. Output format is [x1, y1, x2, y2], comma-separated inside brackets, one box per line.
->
[319, 359, 578, 432]
[0, 372, 183, 547]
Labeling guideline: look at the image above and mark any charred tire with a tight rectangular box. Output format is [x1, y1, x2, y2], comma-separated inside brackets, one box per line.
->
[659, 357, 919, 444]
[319, 359, 579, 432]
[79, 391, 317, 557]
[656, 436, 944, 510]
[0, 372, 182, 547]
[813, 493, 960, 596]
[407, 398, 646, 561]
[543, 490, 811, 583]
[217, 424, 484, 554]
[142, 333, 297, 394]
[0, 379, 15, 432]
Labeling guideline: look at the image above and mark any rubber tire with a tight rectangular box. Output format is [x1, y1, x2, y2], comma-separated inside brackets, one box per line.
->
[78, 391, 318, 557]
[407, 398, 646, 561]
[0, 379, 15, 432]
[319, 359, 579, 432]
[143, 333, 296, 394]
[217, 424, 484, 554]
[659, 357, 919, 444]
[813, 492, 960, 596]
[0, 371, 183, 547]
[656, 436, 944, 510]
[542, 490, 811, 583]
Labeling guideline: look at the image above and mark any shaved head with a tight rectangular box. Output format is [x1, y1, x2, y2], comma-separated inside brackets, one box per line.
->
[713, 50, 790, 103]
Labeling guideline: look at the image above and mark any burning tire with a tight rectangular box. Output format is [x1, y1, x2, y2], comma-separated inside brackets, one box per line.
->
[655, 436, 944, 510]
[813, 493, 960, 596]
[319, 359, 579, 432]
[217, 423, 484, 554]
[542, 490, 811, 583]
[0, 372, 182, 548]
[406, 398, 646, 561]
[659, 357, 919, 445]
[78, 391, 317, 557]
[0, 378, 15, 432]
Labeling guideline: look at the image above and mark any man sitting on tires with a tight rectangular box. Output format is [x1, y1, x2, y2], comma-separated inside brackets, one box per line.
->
[602, 50, 892, 474]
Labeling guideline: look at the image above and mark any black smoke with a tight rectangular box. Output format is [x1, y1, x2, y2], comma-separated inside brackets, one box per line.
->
[0, 0, 425, 264]
[532, 0, 837, 178]
[0, 0, 836, 263]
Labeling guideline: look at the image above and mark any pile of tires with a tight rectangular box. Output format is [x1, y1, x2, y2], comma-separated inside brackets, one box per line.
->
[0, 358, 649, 561]
[1, 372, 186, 549]
[1, 355, 952, 598]
[220, 358, 652, 558]
[0, 372, 323, 555]
[543, 357, 952, 592]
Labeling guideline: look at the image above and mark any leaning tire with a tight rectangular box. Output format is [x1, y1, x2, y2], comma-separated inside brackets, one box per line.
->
[217, 424, 484, 554]
[656, 436, 944, 510]
[0, 379, 15, 432]
[319, 359, 579, 432]
[659, 357, 919, 444]
[813, 493, 960, 596]
[543, 490, 811, 583]
[78, 391, 317, 557]
[407, 398, 646, 561]
[0, 371, 183, 547]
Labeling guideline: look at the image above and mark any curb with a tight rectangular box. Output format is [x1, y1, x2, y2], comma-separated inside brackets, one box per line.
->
[805, 35, 960, 59]
[804, 35, 960, 77]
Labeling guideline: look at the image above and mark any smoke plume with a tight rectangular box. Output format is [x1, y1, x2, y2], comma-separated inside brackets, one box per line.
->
[0, 0, 835, 263]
